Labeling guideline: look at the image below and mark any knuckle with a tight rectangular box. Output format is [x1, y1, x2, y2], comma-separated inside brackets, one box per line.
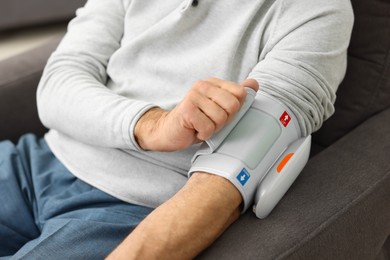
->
[215, 111, 228, 126]
[186, 89, 197, 101]
[182, 110, 190, 121]
[235, 86, 247, 100]
[181, 106, 195, 123]
[229, 88, 247, 108]
[226, 99, 241, 115]
[193, 80, 209, 91]
[203, 122, 216, 137]
[206, 77, 218, 82]
[197, 133, 207, 141]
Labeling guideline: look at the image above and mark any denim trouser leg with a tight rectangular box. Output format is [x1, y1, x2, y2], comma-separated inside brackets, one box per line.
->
[0, 140, 40, 256]
[0, 134, 153, 259]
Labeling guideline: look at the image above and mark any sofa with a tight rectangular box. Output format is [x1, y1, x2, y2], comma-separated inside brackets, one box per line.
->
[0, 0, 86, 31]
[0, 0, 389, 259]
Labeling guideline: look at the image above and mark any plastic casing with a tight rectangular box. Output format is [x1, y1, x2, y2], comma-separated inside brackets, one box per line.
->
[253, 135, 311, 218]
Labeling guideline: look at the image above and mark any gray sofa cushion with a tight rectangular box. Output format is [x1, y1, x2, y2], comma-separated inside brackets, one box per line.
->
[199, 107, 390, 260]
[0, 0, 87, 31]
[0, 37, 62, 143]
[313, 0, 390, 148]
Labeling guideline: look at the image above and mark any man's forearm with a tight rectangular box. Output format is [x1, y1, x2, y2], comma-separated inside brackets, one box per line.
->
[108, 78, 257, 259]
[107, 172, 242, 260]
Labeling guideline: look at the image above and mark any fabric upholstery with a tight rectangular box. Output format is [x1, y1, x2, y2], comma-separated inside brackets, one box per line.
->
[374, 236, 389, 260]
[313, 0, 390, 147]
[0, 37, 61, 143]
[198, 107, 390, 260]
[0, 0, 87, 31]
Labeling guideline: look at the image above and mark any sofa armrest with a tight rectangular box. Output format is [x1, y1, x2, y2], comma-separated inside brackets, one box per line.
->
[0, 0, 86, 31]
[0, 36, 61, 143]
[198, 108, 390, 259]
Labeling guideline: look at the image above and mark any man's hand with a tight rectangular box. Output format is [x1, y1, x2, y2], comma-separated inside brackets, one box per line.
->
[135, 78, 259, 151]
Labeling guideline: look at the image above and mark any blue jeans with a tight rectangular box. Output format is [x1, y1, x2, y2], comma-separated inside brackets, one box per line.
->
[0, 134, 153, 259]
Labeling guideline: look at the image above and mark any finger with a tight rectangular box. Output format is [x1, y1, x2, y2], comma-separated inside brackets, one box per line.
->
[189, 107, 216, 141]
[206, 78, 247, 105]
[193, 85, 240, 122]
[240, 78, 259, 92]
[190, 90, 229, 132]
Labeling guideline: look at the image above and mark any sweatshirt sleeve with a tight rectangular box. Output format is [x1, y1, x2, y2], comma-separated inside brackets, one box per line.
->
[248, 0, 354, 136]
[37, 0, 154, 150]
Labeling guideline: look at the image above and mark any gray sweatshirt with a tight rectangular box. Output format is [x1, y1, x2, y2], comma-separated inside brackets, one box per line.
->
[37, 0, 354, 208]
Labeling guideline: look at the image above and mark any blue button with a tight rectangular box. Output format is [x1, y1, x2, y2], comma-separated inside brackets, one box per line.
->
[236, 168, 250, 186]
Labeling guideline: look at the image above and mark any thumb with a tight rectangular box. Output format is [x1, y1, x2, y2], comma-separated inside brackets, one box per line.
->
[240, 78, 259, 92]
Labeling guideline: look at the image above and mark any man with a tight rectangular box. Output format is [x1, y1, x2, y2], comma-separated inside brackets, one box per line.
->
[0, 0, 353, 259]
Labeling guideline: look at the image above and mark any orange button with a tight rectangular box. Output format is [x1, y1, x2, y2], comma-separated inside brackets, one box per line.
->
[277, 153, 294, 173]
